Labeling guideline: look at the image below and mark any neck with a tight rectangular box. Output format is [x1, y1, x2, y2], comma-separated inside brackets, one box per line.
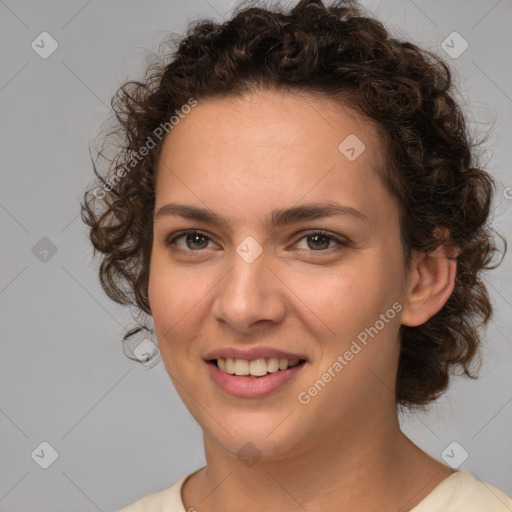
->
[182, 406, 452, 512]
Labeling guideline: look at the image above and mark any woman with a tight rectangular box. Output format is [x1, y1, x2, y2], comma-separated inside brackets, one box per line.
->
[81, 0, 511, 510]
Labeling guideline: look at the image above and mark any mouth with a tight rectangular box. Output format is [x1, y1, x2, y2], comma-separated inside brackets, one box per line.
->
[206, 356, 308, 398]
[209, 357, 307, 377]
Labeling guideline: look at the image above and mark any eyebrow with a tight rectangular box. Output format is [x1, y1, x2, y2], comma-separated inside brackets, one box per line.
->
[153, 201, 369, 229]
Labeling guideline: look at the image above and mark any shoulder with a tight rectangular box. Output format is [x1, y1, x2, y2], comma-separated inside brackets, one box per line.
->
[118, 478, 185, 512]
[118, 468, 202, 512]
[412, 470, 512, 512]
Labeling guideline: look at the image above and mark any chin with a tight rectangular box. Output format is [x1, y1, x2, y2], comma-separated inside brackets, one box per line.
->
[204, 411, 311, 461]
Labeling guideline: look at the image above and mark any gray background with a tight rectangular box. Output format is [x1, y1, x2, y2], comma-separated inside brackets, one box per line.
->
[1, 0, 511, 511]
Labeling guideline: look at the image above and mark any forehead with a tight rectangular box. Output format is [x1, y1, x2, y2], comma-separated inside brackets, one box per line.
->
[158, 89, 385, 168]
[154, 89, 394, 228]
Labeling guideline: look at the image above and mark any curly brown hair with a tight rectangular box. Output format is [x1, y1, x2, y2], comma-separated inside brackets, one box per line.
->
[81, 0, 505, 410]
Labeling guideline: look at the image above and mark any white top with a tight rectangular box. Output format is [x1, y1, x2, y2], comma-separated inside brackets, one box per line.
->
[119, 468, 512, 511]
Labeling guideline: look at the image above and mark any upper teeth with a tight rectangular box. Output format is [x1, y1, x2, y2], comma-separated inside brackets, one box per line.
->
[217, 357, 301, 376]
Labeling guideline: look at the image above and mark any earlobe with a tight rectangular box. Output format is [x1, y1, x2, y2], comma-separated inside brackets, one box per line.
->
[400, 243, 458, 327]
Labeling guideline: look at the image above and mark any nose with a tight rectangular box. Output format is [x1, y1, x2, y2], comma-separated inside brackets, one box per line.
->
[211, 247, 286, 333]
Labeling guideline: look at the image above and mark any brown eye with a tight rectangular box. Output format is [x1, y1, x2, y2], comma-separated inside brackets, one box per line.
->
[295, 231, 346, 252]
[184, 233, 209, 250]
[306, 233, 331, 250]
[165, 229, 347, 255]
[166, 230, 213, 251]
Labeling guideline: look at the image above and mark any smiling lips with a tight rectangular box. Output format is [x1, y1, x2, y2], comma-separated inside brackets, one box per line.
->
[205, 347, 307, 377]
[216, 357, 302, 377]
[205, 348, 308, 397]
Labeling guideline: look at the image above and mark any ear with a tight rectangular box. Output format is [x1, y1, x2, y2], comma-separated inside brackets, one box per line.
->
[400, 237, 460, 327]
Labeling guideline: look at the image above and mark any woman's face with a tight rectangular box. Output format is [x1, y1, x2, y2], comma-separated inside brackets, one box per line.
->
[149, 89, 410, 459]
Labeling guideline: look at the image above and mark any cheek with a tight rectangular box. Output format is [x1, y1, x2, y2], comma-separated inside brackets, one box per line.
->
[149, 245, 206, 315]
[148, 254, 207, 363]
[294, 255, 402, 371]
[290, 260, 389, 329]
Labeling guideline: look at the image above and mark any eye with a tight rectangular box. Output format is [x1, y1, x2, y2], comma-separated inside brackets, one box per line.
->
[294, 230, 346, 251]
[165, 229, 346, 254]
[165, 230, 215, 252]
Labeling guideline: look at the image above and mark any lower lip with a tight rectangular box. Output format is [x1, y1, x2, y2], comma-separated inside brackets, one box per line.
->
[207, 361, 306, 398]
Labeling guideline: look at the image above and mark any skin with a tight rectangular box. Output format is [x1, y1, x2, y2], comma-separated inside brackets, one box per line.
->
[148, 88, 457, 511]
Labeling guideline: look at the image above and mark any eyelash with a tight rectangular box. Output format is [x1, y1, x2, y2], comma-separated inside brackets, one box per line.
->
[164, 229, 347, 255]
